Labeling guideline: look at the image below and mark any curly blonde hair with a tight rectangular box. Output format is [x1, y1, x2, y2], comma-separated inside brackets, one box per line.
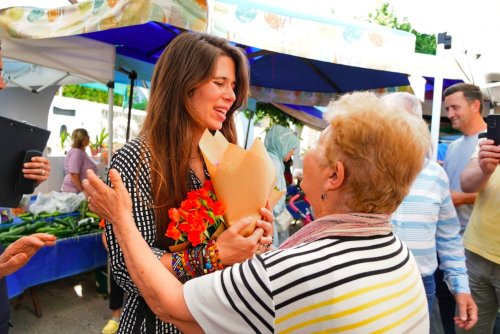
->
[322, 92, 430, 214]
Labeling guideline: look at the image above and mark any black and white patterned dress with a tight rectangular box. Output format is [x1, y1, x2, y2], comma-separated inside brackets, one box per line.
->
[105, 136, 204, 334]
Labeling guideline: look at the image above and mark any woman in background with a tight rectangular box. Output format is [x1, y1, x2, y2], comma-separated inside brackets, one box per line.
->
[264, 125, 300, 246]
[61, 128, 96, 193]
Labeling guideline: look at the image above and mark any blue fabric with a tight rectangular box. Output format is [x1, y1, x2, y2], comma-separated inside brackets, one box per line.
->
[82, 22, 410, 93]
[6, 233, 107, 298]
[437, 143, 448, 162]
[264, 125, 299, 218]
[264, 125, 300, 162]
[391, 160, 469, 294]
[422, 274, 436, 313]
[264, 126, 299, 247]
[443, 133, 482, 233]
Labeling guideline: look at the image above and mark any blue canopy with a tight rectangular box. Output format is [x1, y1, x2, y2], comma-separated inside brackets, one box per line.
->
[82, 21, 409, 94]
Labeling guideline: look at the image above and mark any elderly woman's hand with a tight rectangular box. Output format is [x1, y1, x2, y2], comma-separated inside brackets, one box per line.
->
[22, 156, 51, 184]
[82, 169, 133, 228]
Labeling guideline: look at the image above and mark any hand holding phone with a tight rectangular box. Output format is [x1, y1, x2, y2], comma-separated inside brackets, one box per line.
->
[16, 150, 43, 194]
[486, 114, 500, 145]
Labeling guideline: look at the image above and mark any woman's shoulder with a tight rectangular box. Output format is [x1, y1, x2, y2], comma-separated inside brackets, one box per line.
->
[65, 147, 83, 159]
[111, 136, 150, 170]
[115, 136, 149, 157]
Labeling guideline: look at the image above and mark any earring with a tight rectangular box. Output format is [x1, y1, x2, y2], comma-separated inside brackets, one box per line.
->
[321, 193, 327, 200]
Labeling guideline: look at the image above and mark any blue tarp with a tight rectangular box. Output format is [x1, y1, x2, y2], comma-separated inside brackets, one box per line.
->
[6, 233, 107, 298]
[82, 21, 409, 93]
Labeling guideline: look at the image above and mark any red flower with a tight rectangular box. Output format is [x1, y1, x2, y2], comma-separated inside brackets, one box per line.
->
[212, 201, 225, 216]
[164, 180, 226, 248]
[203, 180, 214, 192]
[168, 208, 180, 223]
[166, 222, 181, 240]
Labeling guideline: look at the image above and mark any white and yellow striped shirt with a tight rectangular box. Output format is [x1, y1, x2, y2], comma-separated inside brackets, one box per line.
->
[184, 233, 429, 333]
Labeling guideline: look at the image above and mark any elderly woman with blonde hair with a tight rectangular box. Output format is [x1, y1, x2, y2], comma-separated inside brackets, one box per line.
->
[83, 92, 431, 333]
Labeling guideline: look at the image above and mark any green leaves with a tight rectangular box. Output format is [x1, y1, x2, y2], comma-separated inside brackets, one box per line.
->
[367, 2, 437, 55]
[242, 102, 302, 128]
[61, 84, 123, 105]
[60, 129, 70, 149]
[89, 128, 109, 151]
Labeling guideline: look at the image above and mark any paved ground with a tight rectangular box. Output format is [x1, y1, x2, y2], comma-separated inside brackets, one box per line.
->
[9, 271, 111, 334]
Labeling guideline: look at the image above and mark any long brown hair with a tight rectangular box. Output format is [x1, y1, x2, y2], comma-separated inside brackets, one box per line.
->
[139, 32, 250, 245]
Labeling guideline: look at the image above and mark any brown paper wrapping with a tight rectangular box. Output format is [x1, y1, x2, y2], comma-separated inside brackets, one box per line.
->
[199, 130, 284, 236]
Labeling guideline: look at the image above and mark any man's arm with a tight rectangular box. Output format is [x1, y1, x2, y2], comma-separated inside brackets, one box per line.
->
[450, 191, 476, 207]
[461, 139, 500, 193]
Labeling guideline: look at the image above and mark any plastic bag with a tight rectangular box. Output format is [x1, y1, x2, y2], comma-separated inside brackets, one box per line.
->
[29, 191, 86, 215]
[275, 209, 294, 233]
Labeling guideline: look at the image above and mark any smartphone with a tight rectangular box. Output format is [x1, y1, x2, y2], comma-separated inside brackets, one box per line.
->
[486, 114, 500, 145]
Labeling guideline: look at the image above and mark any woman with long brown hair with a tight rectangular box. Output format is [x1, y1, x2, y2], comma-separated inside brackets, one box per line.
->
[100, 32, 273, 333]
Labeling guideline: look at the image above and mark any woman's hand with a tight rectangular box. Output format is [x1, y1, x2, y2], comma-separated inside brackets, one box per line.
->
[82, 169, 133, 227]
[216, 218, 265, 266]
[22, 156, 51, 184]
[216, 206, 274, 266]
[0, 233, 56, 278]
[256, 206, 274, 251]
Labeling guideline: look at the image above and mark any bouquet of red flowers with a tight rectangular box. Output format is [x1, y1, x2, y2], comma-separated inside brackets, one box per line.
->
[165, 180, 226, 249]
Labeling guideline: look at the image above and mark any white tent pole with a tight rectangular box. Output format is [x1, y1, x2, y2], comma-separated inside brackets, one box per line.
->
[430, 43, 445, 162]
[107, 82, 114, 169]
[33, 72, 71, 93]
[4, 76, 33, 92]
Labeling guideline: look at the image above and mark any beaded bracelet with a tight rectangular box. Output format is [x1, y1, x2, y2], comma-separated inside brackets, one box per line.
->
[172, 252, 190, 283]
[205, 240, 223, 273]
[171, 241, 224, 282]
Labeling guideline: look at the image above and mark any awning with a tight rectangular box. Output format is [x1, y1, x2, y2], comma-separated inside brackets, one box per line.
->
[1, 36, 115, 89]
[272, 103, 328, 131]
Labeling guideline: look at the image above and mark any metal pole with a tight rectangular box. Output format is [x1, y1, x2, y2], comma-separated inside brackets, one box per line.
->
[126, 71, 137, 142]
[430, 41, 446, 162]
[244, 98, 257, 149]
[106, 81, 114, 169]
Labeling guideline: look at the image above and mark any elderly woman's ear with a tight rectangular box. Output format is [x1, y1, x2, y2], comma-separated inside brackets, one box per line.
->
[325, 161, 345, 191]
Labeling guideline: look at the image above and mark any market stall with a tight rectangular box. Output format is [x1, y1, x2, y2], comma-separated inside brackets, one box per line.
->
[6, 232, 106, 299]
[1, 193, 103, 305]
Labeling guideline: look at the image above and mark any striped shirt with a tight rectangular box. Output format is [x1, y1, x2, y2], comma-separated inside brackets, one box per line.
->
[391, 160, 469, 294]
[61, 148, 96, 192]
[184, 233, 429, 333]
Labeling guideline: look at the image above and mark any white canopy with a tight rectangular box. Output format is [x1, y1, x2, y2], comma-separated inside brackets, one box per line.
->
[2, 35, 115, 90]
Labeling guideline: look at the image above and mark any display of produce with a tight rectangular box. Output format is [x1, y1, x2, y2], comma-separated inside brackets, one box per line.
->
[0, 201, 101, 247]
